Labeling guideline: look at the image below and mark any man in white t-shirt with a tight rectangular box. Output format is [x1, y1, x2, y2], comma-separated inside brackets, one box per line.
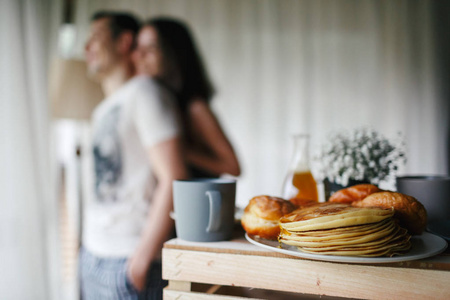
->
[80, 11, 187, 299]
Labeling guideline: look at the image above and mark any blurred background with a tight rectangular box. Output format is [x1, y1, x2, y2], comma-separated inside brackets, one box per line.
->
[1, 0, 449, 299]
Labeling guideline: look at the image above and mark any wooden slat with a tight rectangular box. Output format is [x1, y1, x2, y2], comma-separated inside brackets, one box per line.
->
[164, 289, 262, 300]
[164, 238, 450, 271]
[166, 280, 191, 292]
[163, 248, 450, 299]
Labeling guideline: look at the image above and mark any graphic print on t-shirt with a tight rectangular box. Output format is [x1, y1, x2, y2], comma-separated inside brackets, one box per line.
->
[93, 106, 122, 202]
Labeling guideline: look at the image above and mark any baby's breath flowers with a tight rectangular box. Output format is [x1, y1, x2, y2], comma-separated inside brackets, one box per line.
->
[315, 128, 406, 186]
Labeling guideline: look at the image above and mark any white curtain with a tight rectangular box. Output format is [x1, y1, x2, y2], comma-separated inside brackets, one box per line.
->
[0, 0, 61, 299]
[72, 0, 449, 206]
[1, 0, 445, 298]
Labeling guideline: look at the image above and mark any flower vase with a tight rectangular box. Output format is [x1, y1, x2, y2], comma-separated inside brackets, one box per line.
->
[323, 178, 370, 201]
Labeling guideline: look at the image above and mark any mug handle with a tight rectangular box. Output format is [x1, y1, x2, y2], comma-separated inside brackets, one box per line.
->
[206, 190, 221, 232]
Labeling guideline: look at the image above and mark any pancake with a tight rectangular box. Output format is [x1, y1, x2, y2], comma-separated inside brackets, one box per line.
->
[279, 203, 394, 232]
[300, 232, 411, 253]
[282, 224, 407, 250]
[279, 202, 411, 257]
[280, 218, 393, 238]
[279, 219, 396, 245]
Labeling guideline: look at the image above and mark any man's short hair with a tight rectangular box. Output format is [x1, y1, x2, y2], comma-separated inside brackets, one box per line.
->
[91, 11, 141, 45]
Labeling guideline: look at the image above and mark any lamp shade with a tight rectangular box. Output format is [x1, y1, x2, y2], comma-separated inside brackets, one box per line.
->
[49, 58, 103, 120]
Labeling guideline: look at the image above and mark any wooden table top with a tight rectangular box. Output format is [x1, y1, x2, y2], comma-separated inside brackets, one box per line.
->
[162, 228, 450, 299]
[164, 228, 450, 271]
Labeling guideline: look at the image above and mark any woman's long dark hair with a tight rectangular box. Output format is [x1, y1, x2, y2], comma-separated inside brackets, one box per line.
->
[145, 17, 215, 111]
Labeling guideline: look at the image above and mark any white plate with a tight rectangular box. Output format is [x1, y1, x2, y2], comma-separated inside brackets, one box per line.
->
[245, 232, 448, 264]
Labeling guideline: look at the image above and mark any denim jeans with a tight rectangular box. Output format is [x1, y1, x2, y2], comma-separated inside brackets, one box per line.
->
[79, 247, 167, 300]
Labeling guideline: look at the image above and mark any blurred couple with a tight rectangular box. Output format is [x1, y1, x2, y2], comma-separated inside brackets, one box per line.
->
[81, 11, 240, 299]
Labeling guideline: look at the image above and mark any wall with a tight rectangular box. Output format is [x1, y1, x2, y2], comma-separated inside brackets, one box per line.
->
[71, 0, 449, 207]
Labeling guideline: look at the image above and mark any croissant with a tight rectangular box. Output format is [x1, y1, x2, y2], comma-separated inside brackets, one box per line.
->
[329, 184, 383, 204]
[352, 191, 427, 235]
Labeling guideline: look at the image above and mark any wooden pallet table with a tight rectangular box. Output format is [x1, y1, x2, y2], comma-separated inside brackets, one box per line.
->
[162, 234, 450, 299]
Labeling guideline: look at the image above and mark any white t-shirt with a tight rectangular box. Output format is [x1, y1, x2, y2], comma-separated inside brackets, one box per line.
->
[83, 76, 178, 257]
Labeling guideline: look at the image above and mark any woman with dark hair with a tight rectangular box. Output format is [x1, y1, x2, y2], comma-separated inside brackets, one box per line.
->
[133, 17, 241, 178]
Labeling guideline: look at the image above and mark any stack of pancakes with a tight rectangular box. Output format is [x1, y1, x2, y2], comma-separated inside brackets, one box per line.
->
[279, 203, 411, 257]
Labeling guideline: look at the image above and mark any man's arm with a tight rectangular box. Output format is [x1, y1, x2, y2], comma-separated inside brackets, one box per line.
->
[127, 136, 188, 290]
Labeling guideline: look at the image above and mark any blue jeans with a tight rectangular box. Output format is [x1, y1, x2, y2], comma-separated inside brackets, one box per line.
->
[79, 247, 167, 300]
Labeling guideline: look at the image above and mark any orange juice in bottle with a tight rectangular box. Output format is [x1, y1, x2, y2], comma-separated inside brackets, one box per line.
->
[282, 134, 318, 202]
[291, 170, 318, 201]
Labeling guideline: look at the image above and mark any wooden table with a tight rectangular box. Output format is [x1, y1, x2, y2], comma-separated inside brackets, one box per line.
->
[162, 232, 450, 299]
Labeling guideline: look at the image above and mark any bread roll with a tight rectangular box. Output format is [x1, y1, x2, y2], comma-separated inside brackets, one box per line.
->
[241, 195, 295, 240]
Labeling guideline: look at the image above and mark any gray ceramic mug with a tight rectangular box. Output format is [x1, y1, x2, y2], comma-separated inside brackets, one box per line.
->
[396, 175, 450, 223]
[173, 179, 236, 242]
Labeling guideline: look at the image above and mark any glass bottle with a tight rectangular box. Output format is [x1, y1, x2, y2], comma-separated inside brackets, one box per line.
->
[282, 134, 319, 202]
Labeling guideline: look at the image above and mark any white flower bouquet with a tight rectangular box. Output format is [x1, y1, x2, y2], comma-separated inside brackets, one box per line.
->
[315, 128, 406, 186]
